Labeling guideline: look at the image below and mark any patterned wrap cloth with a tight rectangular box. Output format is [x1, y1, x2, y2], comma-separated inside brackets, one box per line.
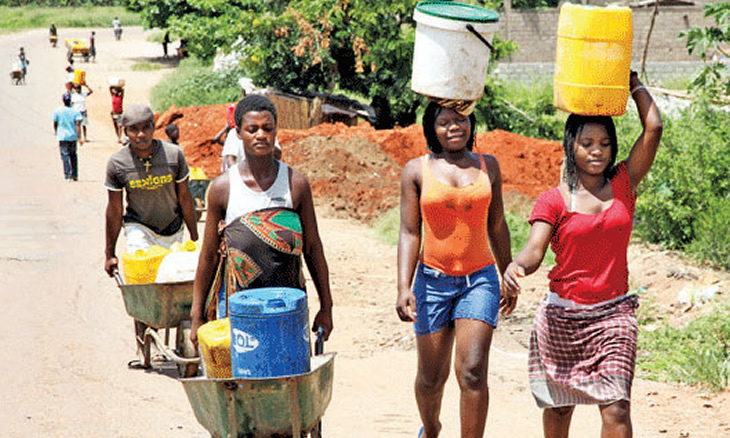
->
[429, 97, 478, 116]
[528, 294, 639, 408]
[205, 207, 305, 321]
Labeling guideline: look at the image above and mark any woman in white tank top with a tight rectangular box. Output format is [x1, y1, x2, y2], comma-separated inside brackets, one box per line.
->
[191, 95, 333, 352]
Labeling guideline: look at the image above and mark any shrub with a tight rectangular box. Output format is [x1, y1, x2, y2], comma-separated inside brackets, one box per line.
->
[150, 59, 246, 112]
[626, 99, 730, 269]
[686, 196, 730, 270]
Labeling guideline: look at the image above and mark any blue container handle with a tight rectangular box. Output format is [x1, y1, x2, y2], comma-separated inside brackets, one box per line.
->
[267, 298, 286, 308]
[315, 327, 325, 356]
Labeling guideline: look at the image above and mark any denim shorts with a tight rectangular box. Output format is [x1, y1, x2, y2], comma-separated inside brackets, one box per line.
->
[413, 263, 501, 336]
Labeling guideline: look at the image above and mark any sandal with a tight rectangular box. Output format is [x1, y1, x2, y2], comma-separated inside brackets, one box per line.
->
[127, 359, 150, 370]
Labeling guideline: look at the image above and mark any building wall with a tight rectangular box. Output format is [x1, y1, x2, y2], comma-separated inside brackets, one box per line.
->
[498, 5, 714, 64]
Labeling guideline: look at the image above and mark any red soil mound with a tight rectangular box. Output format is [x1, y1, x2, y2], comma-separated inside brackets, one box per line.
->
[154, 104, 563, 222]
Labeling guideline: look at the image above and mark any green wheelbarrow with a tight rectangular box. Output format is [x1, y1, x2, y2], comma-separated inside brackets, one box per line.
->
[180, 329, 334, 437]
[114, 272, 200, 377]
[188, 178, 211, 222]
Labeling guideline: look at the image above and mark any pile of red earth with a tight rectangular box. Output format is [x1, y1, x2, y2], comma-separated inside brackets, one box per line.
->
[154, 104, 563, 223]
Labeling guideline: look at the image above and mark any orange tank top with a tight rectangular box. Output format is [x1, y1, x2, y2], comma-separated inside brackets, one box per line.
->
[420, 154, 496, 276]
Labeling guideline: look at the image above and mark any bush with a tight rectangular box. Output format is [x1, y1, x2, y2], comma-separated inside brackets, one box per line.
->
[473, 76, 564, 141]
[624, 99, 730, 269]
[150, 59, 246, 112]
[687, 196, 730, 270]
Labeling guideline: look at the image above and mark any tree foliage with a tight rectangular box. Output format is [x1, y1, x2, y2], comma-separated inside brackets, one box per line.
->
[680, 2, 730, 98]
[126, 0, 516, 126]
[0, 0, 124, 5]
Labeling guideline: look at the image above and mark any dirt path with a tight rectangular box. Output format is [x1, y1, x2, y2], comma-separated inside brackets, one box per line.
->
[0, 28, 728, 438]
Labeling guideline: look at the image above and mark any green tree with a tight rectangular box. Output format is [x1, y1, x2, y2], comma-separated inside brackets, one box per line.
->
[679, 2, 730, 98]
[126, 0, 515, 127]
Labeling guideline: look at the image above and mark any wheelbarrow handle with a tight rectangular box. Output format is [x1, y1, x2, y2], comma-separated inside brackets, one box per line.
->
[113, 270, 125, 287]
[315, 327, 325, 356]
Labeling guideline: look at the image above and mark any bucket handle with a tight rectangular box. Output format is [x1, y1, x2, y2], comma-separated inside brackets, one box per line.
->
[466, 24, 495, 53]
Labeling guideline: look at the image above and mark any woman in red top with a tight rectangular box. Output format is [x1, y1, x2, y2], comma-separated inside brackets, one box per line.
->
[503, 71, 662, 438]
[397, 101, 513, 438]
[109, 85, 124, 143]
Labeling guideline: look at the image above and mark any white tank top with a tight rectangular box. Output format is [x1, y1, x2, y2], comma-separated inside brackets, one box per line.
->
[225, 161, 293, 225]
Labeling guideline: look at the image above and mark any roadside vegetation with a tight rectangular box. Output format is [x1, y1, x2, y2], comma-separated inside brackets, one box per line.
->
[638, 304, 730, 391]
[0, 6, 142, 31]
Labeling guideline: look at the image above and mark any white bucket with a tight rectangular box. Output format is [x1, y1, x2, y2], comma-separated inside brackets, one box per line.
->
[411, 1, 499, 101]
[108, 76, 125, 87]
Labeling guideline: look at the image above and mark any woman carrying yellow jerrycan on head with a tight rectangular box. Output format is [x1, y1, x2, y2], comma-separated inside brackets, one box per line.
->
[503, 71, 662, 438]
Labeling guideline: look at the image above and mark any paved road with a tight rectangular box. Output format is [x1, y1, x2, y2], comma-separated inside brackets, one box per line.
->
[0, 27, 209, 438]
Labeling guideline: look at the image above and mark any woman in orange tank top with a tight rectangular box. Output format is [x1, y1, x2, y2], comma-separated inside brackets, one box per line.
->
[397, 102, 515, 438]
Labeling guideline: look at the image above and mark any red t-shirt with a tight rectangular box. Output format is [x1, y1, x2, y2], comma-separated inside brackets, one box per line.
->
[529, 161, 635, 304]
[111, 94, 123, 113]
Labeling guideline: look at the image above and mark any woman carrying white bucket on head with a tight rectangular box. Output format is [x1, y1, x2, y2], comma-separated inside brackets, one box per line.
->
[397, 101, 514, 438]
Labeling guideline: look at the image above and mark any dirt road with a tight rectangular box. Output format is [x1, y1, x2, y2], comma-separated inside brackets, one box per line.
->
[0, 28, 727, 438]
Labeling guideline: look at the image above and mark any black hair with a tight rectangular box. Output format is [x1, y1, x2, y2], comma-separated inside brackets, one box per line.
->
[234, 94, 278, 129]
[422, 101, 476, 154]
[562, 114, 618, 190]
[165, 123, 179, 136]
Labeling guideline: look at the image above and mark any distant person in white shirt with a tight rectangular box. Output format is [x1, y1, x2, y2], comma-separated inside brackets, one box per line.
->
[70, 83, 93, 142]
[112, 17, 122, 40]
[213, 78, 281, 171]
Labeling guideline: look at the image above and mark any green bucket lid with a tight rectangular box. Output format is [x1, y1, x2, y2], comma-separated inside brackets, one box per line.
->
[416, 1, 499, 23]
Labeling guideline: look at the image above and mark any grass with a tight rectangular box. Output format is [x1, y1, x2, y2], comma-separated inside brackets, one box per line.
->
[132, 61, 163, 72]
[637, 303, 730, 391]
[149, 58, 246, 113]
[0, 6, 143, 30]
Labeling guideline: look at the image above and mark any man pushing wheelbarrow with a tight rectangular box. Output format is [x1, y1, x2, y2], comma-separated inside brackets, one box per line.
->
[103, 104, 199, 367]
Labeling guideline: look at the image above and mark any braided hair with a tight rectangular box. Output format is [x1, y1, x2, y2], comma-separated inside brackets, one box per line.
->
[234, 94, 278, 128]
[422, 101, 477, 154]
[562, 114, 618, 190]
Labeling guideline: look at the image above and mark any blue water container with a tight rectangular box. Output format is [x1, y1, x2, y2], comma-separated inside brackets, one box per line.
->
[228, 287, 311, 378]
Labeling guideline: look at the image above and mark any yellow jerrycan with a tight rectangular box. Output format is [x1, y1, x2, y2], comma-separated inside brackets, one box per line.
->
[121, 244, 172, 284]
[554, 3, 633, 116]
[197, 318, 232, 378]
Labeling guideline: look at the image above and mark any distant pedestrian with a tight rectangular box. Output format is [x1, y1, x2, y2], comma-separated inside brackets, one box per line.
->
[64, 64, 75, 92]
[109, 85, 124, 143]
[71, 83, 93, 142]
[18, 47, 29, 75]
[162, 31, 170, 59]
[53, 93, 83, 181]
[112, 17, 122, 40]
[165, 123, 179, 145]
[89, 31, 96, 61]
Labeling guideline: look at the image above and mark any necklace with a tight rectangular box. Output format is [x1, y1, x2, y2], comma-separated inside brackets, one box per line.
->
[134, 143, 157, 172]
[138, 155, 152, 172]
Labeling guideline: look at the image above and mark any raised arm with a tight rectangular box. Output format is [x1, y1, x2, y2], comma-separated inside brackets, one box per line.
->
[213, 123, 229, 145]
[291, 169, 333, 340]
[626, 71, 663, 191]
[396, 159, 422, 322]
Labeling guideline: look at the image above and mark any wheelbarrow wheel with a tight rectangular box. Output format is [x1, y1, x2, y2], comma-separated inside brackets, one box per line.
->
[176, 320, 198, 377]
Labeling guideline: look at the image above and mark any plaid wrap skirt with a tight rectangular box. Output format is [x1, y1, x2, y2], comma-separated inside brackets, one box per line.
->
[528, 294, 639, 408]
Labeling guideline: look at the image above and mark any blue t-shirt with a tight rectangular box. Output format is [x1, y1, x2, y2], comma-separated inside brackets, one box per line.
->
[53, 106, 82, 141]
